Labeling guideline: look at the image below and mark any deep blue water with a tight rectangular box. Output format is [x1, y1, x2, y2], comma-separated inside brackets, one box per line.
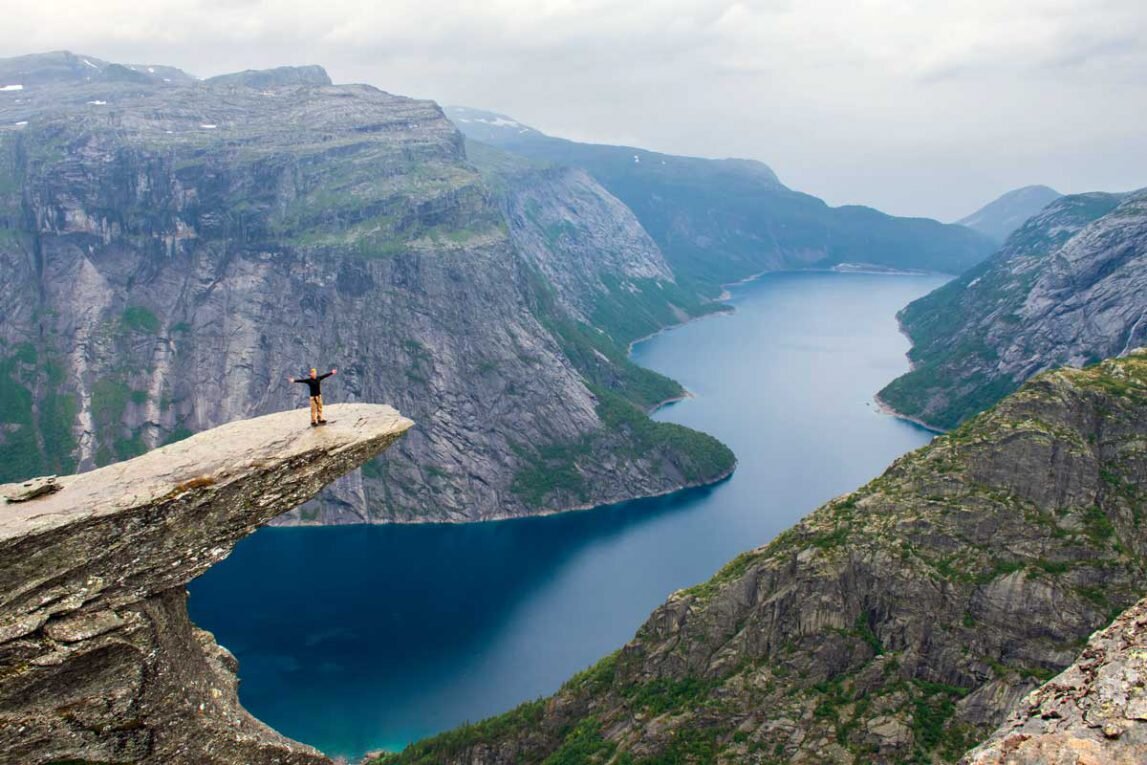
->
[188, 270, 949, 759]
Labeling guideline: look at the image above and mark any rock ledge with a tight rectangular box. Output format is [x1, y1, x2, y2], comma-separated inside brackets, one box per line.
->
[0, 403, 412, 765]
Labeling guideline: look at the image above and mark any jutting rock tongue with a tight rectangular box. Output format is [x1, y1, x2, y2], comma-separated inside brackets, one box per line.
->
[0, 403, 413, 765]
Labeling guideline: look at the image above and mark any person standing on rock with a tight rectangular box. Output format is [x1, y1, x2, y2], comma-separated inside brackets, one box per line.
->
[289, 367, 337, 426]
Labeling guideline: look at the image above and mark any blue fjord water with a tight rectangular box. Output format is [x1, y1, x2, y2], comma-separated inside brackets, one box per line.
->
[188, 270, 949, 758]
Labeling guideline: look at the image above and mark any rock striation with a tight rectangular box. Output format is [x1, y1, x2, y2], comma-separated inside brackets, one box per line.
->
[465, 139, 715, 344]
[380, 352, 1147, 765]
[881, 189, 1147, 430]
[963, 595, 1147, 765]
[0, 51, 733, 523]
[0, 403, 412, 765]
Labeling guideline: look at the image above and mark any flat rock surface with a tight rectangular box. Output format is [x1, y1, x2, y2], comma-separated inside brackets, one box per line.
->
[0, 403, 411, 765]
[0, 403, 411, 540]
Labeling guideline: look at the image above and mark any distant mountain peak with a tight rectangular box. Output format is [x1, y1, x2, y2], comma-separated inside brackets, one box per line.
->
[957, 184, 1063, 243]
[204, 65, 331, 88]
[444, 106, 542, 138]
[445, 104, 785, 189]
[0, 51, 197, 87]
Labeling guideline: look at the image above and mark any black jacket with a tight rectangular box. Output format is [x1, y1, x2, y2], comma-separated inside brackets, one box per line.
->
[293, 372, 332, 397]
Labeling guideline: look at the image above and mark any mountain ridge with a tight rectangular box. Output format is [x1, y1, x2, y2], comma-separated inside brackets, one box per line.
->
[377, 350, 1147, 765]
[0, 53, 734, 523]
[445, 106, 998, 295]
[879, 188, 1147, 430]
[956, 185, 1063, 243]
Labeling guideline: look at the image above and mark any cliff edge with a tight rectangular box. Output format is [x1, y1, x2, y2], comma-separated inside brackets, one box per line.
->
[963, 595, 1147, 765]
[379, 351, 1147, 764]
[0, 403, 413, 765]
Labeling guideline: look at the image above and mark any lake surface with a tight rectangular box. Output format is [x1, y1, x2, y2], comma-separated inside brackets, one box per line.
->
[188, 270, 949, 759]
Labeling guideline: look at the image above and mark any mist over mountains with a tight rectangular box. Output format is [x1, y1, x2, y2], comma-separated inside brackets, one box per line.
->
[0, 52, 995, 523]
[447, 106, 997, 294]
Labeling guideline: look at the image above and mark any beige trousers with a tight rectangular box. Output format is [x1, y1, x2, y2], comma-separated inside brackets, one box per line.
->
[309, 395, 324, 424]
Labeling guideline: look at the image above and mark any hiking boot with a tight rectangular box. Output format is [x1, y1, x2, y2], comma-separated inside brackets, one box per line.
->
[318, 419, 328, 424]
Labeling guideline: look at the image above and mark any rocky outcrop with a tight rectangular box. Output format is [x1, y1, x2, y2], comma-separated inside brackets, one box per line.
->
[957, 185, 1063, 243]
[963, 596, 1147, 765]
[380, 352, 1147, 765]
[0, 403, 412, 765]
[0, 52, 734, 523]
[880, 189, 1147, 430]
[205, 65, 332, 88]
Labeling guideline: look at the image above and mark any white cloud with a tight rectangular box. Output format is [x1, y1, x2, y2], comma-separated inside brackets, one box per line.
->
[2, 0, 1145, 218]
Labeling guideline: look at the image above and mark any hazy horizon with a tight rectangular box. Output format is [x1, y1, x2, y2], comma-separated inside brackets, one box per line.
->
[4, 0, 1145, 221]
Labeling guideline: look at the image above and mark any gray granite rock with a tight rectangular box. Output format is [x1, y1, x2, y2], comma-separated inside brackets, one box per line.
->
[0, 403, 412, 765]
[881, 190, 1147, 430]
[963, 596, 1147, 765]
[0, 54, 733, 523]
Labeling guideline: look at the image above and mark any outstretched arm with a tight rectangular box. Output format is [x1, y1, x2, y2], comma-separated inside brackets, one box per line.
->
[319, 369, 337, 380]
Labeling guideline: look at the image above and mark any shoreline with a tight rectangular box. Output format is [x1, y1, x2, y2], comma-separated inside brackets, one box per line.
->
[286, 266, 942, 529]
[626, 264, 950, 356]
[281, 462, 739, 528]
[872, 392, 946, 434]
[289, 266, 949, 529]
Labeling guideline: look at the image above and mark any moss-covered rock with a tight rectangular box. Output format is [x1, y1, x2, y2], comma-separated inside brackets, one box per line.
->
[377, 352, 1147, 765]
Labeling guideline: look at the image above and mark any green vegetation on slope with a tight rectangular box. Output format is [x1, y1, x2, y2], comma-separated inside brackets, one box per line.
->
[0, 344, 78, 482]
[507, 265, 736, 509]
[590, 274, 726, 349]
[878, 191, 1130, 430]
[378, 352, 1147, 765]
[450, 110, 997, 297]
[466, 138, 729, 348]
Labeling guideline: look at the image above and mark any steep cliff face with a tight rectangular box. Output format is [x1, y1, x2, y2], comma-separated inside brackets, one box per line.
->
[963, 595, 1147, 765]
[956, 185, 1063, 244]
[880, 190, 1146, 430]
[380, 351, 1147, 765]
[0, 53, 733, 522]
[467, 140, 721, 347]
[0, 403, 412, 765]
[446, 106, 998, 295]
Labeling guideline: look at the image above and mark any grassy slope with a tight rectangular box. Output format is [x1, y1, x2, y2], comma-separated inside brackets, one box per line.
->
[377, 351, 1147, 764]
[878, 192, 1127, 430]
[457, 128, 996, 297]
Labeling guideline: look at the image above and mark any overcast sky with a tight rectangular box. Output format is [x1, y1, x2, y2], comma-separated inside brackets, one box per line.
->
[4, 0, 1146, 220]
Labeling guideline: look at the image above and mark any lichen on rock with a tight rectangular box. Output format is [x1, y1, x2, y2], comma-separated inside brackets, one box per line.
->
[962, 595, 1147, 765]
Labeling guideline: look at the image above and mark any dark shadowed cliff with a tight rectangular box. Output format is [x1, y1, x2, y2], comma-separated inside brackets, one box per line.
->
[0, 52, 733, 523]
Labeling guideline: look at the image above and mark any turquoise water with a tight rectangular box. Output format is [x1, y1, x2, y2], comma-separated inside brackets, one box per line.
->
[188, 270, 949, 759]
